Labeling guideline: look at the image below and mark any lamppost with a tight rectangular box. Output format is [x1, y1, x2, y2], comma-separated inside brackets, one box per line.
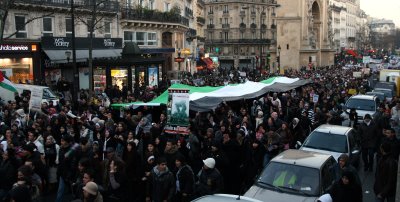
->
[70, 0, 79, 104]
[277, 45, 281, 74]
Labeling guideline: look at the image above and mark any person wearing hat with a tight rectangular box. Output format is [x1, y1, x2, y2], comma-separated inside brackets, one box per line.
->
[357, 113, 379, 172]
[82, 181, 103, 202]
[174, 154, 195, 202]
[194, 158, 223, 197]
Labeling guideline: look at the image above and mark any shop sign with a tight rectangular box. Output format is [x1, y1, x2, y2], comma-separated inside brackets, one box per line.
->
[0, 44, 30, 51]
[41, 37, 122, 50]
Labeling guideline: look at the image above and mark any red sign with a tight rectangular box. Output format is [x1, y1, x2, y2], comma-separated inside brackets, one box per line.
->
[175, 57, 184, 62]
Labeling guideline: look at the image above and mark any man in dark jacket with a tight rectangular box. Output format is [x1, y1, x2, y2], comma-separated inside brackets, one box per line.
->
[374, 142, 398, 202]
[174, 155, 195, 202]
[56, 135, 78, 202]
[358, 114, 379, 171]
[146, 157, 175, 202]
[195, 158, 223, 197]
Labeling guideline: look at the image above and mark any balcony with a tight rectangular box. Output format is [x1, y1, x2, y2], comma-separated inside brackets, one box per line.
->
[222, 10, 229, 16]
[207, 24, 215, 29]
[271, 24, 276, 29]
[208, 11, 214, 15]
[250, 23, 257, 29]
[205, 38, 271, 44]
[197, 0, 205, 7]
[261, 24, 267, 30]
[185, 7, 193, 18]
[121, 8, 189, 27]
[261, 11, 266, 16]
[222, 24, 230, 29]
[197, 16, 205, 25]
[13, 0, 119, 13]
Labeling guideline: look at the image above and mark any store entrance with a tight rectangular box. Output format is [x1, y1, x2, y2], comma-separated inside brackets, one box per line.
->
[111, 68, 128, 90]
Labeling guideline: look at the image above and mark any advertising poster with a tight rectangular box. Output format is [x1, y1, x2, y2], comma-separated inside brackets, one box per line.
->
[148, 66, 158, 87]
[29, 87, 43, 111]
[165, 88, 190, 134]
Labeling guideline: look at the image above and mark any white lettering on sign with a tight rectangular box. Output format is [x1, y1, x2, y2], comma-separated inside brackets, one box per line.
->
[0, 45, 29, 51]
[54, 38, 69, 47]
[103, 39, 115, 47]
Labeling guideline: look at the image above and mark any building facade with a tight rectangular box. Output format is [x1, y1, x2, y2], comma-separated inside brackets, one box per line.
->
[204, 0, 279, 72]
[275, 0, 335, 70]
[368, 18, 396, 51]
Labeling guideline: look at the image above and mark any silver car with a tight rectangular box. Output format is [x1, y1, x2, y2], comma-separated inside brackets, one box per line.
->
[299, 124, 361, 168]
[244, 150, 336, 202]
[192, 194, 263, 202]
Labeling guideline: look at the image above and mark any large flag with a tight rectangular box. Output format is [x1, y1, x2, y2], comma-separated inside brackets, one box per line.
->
[0, 72, 18, 92]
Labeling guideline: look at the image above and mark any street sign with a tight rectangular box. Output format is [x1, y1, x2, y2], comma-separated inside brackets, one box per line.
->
[174, 57, 184, 62]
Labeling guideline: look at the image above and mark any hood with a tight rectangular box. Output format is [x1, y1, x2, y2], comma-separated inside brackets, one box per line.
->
[300, 147, 342, 162]
[244, 186, 317, 202]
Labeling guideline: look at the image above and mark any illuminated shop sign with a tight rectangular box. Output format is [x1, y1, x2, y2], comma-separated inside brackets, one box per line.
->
[0, 44, 30, 51]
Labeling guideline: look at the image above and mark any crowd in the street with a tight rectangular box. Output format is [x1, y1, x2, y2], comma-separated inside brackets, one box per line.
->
[0, 64, 399, 202]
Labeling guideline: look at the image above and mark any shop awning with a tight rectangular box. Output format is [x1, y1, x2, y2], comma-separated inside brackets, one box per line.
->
[43, 49, 123, 63]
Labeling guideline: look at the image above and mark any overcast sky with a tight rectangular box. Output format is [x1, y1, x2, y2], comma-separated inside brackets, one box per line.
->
[360, 0, 400, 27]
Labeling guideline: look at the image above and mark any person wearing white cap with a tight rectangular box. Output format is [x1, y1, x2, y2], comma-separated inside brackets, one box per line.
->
[82, 181, 103, 202]
[194, 158, 223, 197]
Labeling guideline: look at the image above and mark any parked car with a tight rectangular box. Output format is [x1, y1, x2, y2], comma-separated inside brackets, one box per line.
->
[365, 91, 385, 103]
[192, 194, 263, 202]
[342, 94, 379, 126]
[244, 150, 336, 202]
[298, 124, 361, 168]
[372, 88, 393, 102]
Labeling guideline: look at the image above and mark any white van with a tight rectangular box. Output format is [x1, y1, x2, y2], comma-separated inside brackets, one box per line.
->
[0, 84, 59, 106]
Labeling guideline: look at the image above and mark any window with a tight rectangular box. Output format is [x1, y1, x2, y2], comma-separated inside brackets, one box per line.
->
[208, 32, 213, 40]
[136, 32, 145, 45]
[251, 18, 255, 24]
[252, 32, 256, 39]
[164, 2, 170, 12]
[219, 32, 222, 39]
[240, 32, 244, 39]
[219, 18, 222, 24]
[224, 18, 228, 24]
[224, 32, 228, 42]
[209, 6, 213, 13]
[224, 5, 228, 12]
[104, 21, 111, 38]
[149, 0, 154, 9]
[241, 18, 244, 23]
[209, 18, 213, 25]
[42, 17, 53, 37]
[65, 18, 72, 38]
[15, 15, 27, 38]
[124, 31, 157, 46]
[87, 18, 95, 37]
[147, 32, 157, 46]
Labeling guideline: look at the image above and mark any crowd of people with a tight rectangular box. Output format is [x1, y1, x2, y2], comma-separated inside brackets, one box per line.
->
[0, 65, 398, 202]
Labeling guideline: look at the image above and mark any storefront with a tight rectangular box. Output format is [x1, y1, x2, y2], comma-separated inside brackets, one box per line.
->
[41, 37, 123, 89]
[92, 42, 170, 93]
[0, 42, 41, 83]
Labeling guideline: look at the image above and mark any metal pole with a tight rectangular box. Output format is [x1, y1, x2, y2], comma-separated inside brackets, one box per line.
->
[71, 0, 79, 104]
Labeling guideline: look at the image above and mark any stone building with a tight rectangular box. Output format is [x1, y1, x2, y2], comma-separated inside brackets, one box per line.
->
[274, 0, 335, 71]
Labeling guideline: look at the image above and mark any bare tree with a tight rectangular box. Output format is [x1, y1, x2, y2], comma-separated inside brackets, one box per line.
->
[0, 0, 54, 44]
[75, 0, 118, 95]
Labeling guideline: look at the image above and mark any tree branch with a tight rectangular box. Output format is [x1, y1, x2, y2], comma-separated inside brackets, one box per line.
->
[4, 11, 55, 40]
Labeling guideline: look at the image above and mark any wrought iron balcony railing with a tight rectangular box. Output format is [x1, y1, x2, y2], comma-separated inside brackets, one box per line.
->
[13, 0, 119, 12]
[205, 38, 271, 44]
[121, 8, 189, 27]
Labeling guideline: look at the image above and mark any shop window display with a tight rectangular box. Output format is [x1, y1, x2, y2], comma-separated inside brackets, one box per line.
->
[0, 58, 33, 83]
[111, 68, 127, 90]
[94, 67, 106, 94]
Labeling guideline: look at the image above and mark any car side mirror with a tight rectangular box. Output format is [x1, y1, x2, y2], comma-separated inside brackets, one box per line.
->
[295, 141, 302, 149]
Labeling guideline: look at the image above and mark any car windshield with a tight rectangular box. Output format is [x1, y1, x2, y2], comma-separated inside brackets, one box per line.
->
[303, 131, 348, 153]
[373, 89, 392, 98]
[346, 98, 376, 111]
[257, 162, 320, 196]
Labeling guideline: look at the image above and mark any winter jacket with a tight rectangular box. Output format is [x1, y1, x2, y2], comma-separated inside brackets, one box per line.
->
[57, 144, 78, 182]
[374, 153, 398, 198]
[147, 166, 175, 202]
[358, 121, 379, 149]
[195, 168, 224, 196]
[329, 179, 362, 202]
[176, 164, 195, 195]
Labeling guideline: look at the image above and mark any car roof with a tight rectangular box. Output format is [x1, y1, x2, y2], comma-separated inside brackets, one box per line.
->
[312, 124, 352, 135]
[271, 149, 332, 169]
[192, 194, 263, 202]
[349, 94, 376, 100]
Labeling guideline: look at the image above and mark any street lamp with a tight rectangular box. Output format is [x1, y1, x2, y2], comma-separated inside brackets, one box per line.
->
[277, 45, 281, 74]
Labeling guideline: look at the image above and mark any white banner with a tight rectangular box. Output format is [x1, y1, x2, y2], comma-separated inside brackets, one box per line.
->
[29, 87, 43, 111]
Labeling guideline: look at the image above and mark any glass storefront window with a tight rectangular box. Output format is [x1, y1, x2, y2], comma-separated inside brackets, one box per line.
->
[111, 68, 128, 90]
[93, 67, 106, 94]
[0, 58, 33, 83]
[148, 66, 158, 87]
[131, 66, 136, 88]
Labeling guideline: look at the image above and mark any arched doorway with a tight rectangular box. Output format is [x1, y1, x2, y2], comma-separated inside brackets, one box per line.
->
[310, 1, 320, 49]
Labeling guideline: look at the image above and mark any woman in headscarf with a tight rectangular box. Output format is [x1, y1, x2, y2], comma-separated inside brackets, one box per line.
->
[329, 169, 362, 202]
